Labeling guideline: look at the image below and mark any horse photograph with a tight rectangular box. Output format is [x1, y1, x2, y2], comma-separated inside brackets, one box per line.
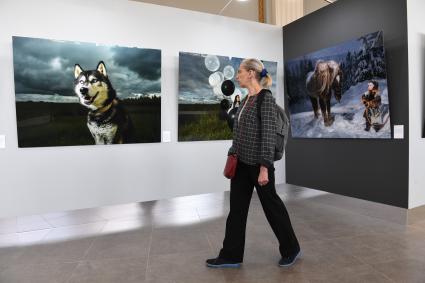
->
[285, 31, 391, 139]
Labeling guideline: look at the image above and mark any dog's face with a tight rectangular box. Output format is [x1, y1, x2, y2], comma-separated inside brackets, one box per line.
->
[74, 62, 112, 110]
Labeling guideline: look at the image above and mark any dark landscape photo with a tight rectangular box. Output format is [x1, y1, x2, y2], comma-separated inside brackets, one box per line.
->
[13, 36, 161, 147]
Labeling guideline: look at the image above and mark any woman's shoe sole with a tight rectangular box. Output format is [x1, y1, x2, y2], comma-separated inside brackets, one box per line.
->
[206, 263, 241, 268]
[278, 251, 302, 267]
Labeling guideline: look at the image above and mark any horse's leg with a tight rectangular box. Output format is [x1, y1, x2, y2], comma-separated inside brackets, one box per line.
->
[310, 96, 320, 118]
[318, 97, 328, 125]
[326, 97, 334, 126]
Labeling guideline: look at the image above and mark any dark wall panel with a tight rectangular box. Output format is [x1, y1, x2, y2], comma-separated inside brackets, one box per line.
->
[283, 0, 409, 208]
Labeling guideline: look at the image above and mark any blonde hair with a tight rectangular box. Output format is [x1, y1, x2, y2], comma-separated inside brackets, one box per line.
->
[241, 58, 272, 89]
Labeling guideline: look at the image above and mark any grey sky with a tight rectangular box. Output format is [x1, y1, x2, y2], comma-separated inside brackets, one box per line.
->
[13, 36, 161, 98]
[178, 52, 277, 104]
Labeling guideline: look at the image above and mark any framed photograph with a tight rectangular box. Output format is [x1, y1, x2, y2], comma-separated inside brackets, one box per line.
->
[13, 36, 161, 147]
[285, 31, 391, 139]
[178, 52, 277, 141]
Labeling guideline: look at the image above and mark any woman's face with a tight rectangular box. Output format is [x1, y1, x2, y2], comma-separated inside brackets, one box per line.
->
[235, 95, 240, 102]
[236, 65, 253, 88]
[368, 82, 375, 92]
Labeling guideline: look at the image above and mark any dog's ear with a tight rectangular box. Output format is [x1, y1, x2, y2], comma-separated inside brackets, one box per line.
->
[97, 61, 107, 77]
[74, 64, 84, 79]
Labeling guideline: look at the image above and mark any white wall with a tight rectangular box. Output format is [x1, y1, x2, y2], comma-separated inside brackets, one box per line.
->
[408, 0, 425, 208]
[0, 0, 284, 218]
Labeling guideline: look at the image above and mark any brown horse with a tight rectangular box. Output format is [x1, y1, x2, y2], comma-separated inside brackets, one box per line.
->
[306, 60, 343, 126]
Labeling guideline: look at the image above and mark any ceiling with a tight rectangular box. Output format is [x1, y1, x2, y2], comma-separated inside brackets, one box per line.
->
[131, 0, 333, 24]
[131, 0, 261, 22]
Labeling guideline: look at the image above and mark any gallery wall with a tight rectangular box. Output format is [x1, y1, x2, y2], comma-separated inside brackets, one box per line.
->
[407, 0, 425, 209]
[0, 0, 284, 218]
[283, 0, 410, 208]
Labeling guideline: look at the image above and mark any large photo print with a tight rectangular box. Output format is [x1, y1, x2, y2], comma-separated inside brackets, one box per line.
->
[13, 36, 161, 147]
[285, 31, 391, 139]
[178, 52, 277, 141]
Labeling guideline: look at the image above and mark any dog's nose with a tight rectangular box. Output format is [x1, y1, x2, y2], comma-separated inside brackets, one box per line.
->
[80, 88, 88, 95]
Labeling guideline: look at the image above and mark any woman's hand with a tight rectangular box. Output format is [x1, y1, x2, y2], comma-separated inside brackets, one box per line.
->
[258, 166, 269, 186]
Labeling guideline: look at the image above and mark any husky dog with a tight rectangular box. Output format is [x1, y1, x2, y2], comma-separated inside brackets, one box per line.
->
[74, 61, 134, 144]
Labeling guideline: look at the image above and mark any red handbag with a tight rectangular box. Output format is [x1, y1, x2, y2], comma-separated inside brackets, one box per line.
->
[224, 154, 238, 179]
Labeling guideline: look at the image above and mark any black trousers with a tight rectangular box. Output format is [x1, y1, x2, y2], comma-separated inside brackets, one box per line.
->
[219, 161, 300, 262]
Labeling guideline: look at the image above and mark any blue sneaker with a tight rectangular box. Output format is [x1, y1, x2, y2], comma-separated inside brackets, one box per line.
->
[278, 250, 301, 267]
[206, 257, 242, 268]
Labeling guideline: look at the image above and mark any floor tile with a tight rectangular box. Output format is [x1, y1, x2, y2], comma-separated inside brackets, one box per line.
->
[0, 246, 24, 269]
[0, 229, 50, 248]
[147, 250, 226, 283]
[85, 228, 151, 260]
[372, 257, 425, 283]
[16, 237, 94, 265]
[68, 257, 147, 283]
[17, 215, 51, 233]
[43, 209, 106, 228]
[150, 227, 210, 256]
[1, 184, 425, 282]
[0, 262, 78, 283]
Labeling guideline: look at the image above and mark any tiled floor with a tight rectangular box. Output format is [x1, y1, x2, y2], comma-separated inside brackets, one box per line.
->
[1, 184, 425, 283]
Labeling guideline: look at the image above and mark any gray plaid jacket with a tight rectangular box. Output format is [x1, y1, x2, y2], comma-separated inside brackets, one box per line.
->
[228, 89, 277, 168]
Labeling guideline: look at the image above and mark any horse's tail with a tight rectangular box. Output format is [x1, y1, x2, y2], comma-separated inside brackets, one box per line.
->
[306, 71, 315, 95]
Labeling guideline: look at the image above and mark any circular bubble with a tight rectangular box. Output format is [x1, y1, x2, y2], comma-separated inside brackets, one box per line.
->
[209, 71, 224, 87]
[221, 80, 235, 96]
[223, 65, 235, 79]
[205, 55, 220, 72]
[213, 84, 223, 96]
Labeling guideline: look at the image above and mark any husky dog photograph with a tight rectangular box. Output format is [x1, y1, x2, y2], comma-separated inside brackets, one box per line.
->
[74, 61, 134, 144]
[13, 36, 161, 147]
[178, 52, 277, 141]
[285, 31, 391, 139]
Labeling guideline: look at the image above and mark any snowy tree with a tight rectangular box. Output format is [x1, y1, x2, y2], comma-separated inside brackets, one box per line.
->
[342, 52, 354, 92]
[357, 31, 386, 81]
[371, 47, 387, 78]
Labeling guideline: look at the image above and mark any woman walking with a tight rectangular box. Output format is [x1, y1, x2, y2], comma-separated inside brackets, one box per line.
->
[206, 58, 300, 268]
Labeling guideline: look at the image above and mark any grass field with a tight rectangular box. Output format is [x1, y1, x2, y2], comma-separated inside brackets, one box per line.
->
[16, 100, 161, 148]
[178, 104, 233, 141]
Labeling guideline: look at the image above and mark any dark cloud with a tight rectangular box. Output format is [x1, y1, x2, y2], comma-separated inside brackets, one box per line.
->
[178, 52, 278, 103]
[178, 52, 212, 94]
[111, 47, 161, 81]
[12, 36, 161, 98]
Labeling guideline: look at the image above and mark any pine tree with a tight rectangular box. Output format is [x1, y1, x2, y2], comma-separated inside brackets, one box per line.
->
[356, 31, 386, 81]
[354, 49, 373, 83]
[342, 51, 354, 92]
[371, 47, 386, 78]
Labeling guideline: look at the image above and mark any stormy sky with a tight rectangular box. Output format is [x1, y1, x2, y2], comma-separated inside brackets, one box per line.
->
[178, 52, 277, 104]
[13, 36, 161, 100]
[285, 31, 382, 70]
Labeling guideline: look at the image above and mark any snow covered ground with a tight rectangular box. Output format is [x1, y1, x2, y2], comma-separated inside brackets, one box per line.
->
[290, 80, 391, 139]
